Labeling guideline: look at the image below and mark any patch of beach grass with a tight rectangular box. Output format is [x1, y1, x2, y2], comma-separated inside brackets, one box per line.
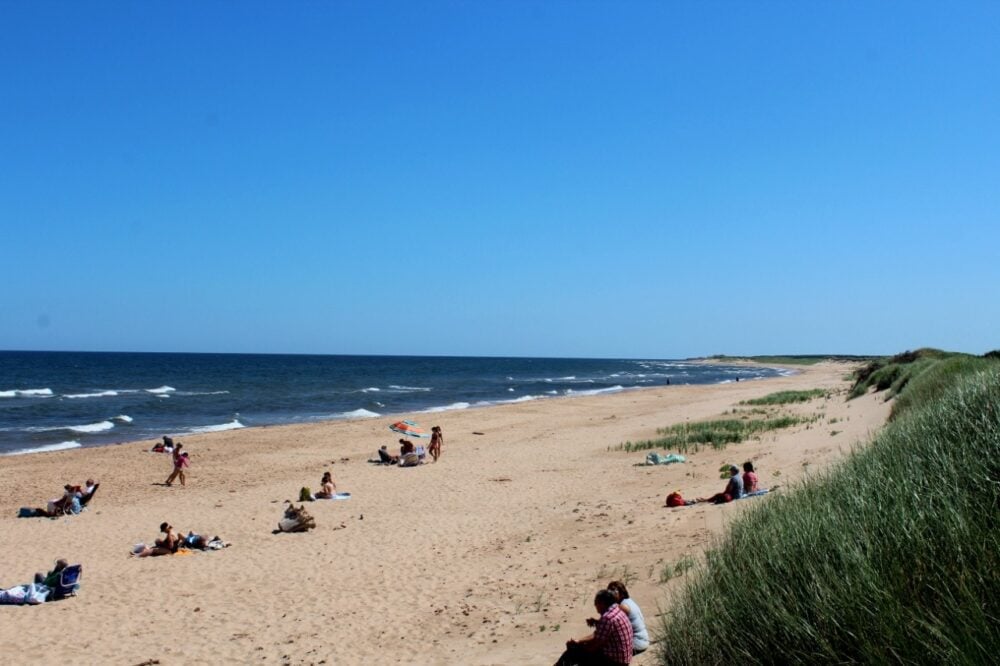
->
[659, 556, 697, 584]
[619, 414, 817, 453]
[741, 389, 828, 405]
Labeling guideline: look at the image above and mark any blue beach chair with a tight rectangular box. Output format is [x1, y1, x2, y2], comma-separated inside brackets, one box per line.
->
[51, 564, 82, 599]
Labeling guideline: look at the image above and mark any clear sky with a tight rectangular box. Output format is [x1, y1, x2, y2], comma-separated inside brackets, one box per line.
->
[2, 2, 998, 359]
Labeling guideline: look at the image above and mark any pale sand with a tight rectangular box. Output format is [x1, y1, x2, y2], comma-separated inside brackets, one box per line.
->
[0, 362, 889, 665]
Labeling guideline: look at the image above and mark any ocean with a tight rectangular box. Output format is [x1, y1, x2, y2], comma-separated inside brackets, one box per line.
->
[0, 351, 789, 455]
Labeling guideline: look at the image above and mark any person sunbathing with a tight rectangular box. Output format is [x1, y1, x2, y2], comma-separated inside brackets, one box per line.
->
[314, 472, 337, 499]
[135, 522, 180, 557]
[180, 532, 227, 550]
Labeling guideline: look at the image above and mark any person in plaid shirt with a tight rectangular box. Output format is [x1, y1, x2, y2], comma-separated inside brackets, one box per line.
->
[554, 588, 634, 666]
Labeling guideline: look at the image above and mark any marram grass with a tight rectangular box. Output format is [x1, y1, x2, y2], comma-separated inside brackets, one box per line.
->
[741, 389, 829, 405]
[656, 366, 1000, 665]
[618, 415, 815, 453]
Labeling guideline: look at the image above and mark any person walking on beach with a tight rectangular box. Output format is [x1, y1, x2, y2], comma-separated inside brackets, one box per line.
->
[429, 426, 443, 462]
[165, 444, 188, 487]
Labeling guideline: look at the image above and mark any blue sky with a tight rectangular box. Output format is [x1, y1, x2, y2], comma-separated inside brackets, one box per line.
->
[2, 2, 998, 358]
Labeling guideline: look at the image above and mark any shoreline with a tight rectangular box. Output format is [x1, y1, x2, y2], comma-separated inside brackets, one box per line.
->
[1, 360, 798, 457]
[0, 361, 885, 665]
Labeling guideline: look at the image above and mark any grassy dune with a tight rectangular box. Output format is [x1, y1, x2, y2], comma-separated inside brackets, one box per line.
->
[657, 353, 1000, 665]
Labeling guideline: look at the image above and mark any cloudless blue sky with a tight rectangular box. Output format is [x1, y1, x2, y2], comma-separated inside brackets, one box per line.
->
[2, 1, 998, 358]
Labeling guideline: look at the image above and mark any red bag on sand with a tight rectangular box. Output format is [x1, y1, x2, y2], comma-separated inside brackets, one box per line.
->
[666, 491, 686, 507]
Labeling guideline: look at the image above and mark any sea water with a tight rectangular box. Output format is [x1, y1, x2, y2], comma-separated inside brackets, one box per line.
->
[0, 351, 789, 455]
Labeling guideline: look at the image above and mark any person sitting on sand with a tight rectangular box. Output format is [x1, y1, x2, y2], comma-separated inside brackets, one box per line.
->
[377, 445, 398, 464]
[135, 522, 180, 557]
[314, 472, 337, 499]
[399, 438, 415, 456]
[697, 465, 744, 504]
[152, 435, 175, 453]
[742, 461, 759, 494]
[60, 484, 84, 515]
[429, 425, 443, 462]
[165, 444, 188, 487]
[606, 581, 649, 655]
[33, 559, 68, 588]
[555, 588, 633, 666]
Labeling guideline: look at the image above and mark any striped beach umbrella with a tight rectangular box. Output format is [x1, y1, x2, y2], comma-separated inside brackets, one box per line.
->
[389, 420, 430, 438]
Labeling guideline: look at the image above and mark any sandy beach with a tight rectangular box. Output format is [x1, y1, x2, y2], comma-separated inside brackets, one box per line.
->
[0, 362, 889, 665]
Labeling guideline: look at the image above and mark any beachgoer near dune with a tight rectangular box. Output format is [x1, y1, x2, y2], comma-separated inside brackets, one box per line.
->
[743, 461, 759, 493]
[606, 581, 649, 654]
[555, 588, 633, 666]
[165, 444, 188, 487]
[429, 425, 443, 462]
[314, 472, 337, 499]
[697, 465, 744, 504]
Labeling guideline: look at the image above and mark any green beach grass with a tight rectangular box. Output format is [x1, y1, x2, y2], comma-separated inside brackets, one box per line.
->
[655, 354, 1000, 665]
[740, 388, 829, 405]
[619, 414, 816, 454]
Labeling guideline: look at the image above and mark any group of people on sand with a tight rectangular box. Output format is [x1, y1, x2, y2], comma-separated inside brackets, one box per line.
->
[151, 436, 191, 487]
[132, 521, 226, 557]
[555, 581, 649, 666]
[666, 461, 774, 507]
[374, 425, 444, 466]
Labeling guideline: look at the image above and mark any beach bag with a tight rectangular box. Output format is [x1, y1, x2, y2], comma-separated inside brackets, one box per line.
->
[666, 492, 687, 507]
[278, 503, 316, 533]
[299, 487, 313, 502]
[399, 452, 421, 467]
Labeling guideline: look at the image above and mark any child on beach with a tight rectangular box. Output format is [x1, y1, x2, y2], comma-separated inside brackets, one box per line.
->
[165, 444, 189, 487]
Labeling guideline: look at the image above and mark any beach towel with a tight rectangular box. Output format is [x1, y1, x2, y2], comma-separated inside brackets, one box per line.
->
[739, 489, 773, 499]
[0, 582, 50, 605]
[17, 507, 46, 518]
[315, 492, 351, 501]
[645, 452, 686, 465]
